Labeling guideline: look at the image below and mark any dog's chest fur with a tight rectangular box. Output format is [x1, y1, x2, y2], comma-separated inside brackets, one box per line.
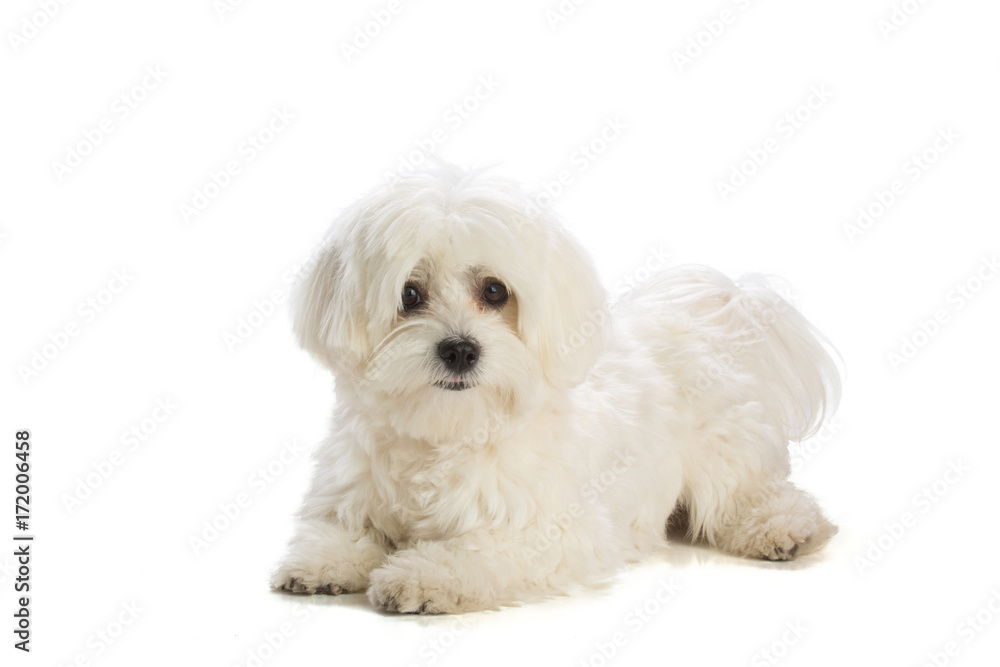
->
[358, 429, 553, 546]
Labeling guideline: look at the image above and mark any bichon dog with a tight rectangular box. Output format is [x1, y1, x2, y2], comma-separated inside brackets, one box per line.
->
[271, 165, 840, 613]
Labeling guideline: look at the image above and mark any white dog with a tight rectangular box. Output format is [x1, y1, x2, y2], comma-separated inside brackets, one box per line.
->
[271, 165, 840, 613]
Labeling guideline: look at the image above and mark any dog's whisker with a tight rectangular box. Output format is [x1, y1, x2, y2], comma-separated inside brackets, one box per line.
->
[363, 319, 425, 377]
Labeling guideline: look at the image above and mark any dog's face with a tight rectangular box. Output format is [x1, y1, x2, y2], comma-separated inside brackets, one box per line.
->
[295, 168, 607, 443]
[394, 260, 521, 393]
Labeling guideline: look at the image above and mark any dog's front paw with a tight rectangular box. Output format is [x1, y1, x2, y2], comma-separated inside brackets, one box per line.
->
[270, 558, 368, 596]
[367, 560, 468, 614]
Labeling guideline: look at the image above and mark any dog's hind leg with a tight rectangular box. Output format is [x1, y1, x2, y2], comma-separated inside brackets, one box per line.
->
[675, 404, 839, 561]
[639, 266, 841, 560]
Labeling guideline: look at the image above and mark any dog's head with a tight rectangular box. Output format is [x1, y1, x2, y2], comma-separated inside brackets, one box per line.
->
[295, 166, 607, 442]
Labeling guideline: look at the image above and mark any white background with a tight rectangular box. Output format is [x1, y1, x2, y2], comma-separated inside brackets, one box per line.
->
[3, 0, 999, 665]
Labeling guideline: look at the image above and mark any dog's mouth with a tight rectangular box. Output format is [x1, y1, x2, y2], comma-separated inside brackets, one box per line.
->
[435, 377, 476, 391]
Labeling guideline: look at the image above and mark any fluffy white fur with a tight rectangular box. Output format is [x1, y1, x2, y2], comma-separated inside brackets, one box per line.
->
[271, 166, 841, 613]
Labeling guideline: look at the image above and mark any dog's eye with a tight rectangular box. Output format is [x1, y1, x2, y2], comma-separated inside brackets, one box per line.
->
[482, 281, 508, 306]
[401, 284, 422, 310]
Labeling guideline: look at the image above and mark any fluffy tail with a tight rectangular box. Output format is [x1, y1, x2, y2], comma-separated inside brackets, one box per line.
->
[622, 265, 841, 442]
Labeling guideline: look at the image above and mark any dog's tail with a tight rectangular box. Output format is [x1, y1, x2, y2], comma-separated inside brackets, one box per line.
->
[622, 265, 841, 442]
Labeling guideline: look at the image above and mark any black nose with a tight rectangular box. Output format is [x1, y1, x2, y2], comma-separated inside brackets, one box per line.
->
[438, 338, 480, 375]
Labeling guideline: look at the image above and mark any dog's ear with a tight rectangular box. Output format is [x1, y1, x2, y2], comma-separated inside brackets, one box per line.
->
[520, 222, 609, 389]
[293, 236, 370, 370]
